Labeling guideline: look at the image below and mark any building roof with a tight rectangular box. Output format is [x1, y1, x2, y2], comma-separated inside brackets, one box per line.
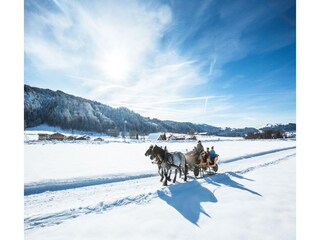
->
[51, 132, 65, 137]
[147, 132, 165, 140]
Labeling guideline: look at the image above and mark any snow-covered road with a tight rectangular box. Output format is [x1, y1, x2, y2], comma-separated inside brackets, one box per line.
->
[24, 140, 296, 239]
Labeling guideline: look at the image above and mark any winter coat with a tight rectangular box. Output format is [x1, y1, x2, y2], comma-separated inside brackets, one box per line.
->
[196, 142, 204, 153]
[210, 150, 216, 158]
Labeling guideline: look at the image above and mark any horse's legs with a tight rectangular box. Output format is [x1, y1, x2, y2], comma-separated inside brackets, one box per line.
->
[184, 164, 188, 181]
[178, 167, 182, 178]
[160, 169, 164, 182]
[173, 169, 177, 183]
[163, 170, 168, 186]
[167, 169, 172, 181]
[163, 178, 167, 186]
[158, 165, 164, 182]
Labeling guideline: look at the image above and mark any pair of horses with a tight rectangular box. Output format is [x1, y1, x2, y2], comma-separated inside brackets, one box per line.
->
[145, 145, 188, 186]
[145, 145, 219, 185]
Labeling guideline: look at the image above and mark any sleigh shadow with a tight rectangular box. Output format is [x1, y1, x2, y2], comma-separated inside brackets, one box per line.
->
[157, 172, 261, 226]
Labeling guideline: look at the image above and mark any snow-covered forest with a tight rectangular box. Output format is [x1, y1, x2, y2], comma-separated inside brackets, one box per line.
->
[24, 85, 295, 136]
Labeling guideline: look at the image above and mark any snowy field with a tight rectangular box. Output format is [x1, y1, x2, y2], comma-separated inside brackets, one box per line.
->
[24, 138, 296, 240]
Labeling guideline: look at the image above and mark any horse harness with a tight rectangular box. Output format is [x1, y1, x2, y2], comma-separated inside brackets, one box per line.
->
[163, 152, 180, 169]
[148, 145, 180, 169]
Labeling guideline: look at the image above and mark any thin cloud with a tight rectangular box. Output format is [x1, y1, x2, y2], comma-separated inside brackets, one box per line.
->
[24, 0, 295, 127]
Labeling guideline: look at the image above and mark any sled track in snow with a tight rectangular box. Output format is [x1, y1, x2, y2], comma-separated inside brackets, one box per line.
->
[24, 146, 296, 196]
[208, 153, 296, 186]
[220, 146, 296, 164]
[24, 151, 295, 231]
[234, 153, 296, 175]
[24, 173, 158, 196]
[24, 192, 158, 230]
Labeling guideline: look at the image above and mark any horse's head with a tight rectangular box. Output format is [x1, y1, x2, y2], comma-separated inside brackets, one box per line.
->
[145, 145, 153, 156]
[145, 145, 157, 161]
[153, 145, 165, 159]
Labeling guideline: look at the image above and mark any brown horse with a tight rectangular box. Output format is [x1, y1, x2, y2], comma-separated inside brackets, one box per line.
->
[185, 150, 208, 166]
[184, 150, 210, 177]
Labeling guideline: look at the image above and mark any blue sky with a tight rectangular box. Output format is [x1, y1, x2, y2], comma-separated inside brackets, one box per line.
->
[24, 0, 296, 128]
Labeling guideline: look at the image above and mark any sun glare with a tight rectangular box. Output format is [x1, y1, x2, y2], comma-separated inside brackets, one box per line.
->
[101, 50, 131, 81]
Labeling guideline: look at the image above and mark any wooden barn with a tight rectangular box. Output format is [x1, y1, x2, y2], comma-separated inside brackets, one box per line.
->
[94, 137, 104, 141]
[76, 136, 90, 140]
[49, 133, 66, 140]
[38, 133, 50, 140]
[66, 135, 77, 140]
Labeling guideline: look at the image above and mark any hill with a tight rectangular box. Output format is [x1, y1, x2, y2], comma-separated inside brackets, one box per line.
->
[24, 85, 295, 136]
[24, 85, 223, 135]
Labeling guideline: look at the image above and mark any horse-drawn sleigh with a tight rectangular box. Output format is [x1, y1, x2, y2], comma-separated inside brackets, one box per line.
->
[184, 149, 219, 178]
[145, 144, 219, 186]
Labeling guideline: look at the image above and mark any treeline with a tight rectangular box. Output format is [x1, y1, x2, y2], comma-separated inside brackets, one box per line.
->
[24, 85, 223, 135]
[245, 130, 286, 139]
[24, 85, 296, 136]
[259, 123, 296, 132]
[24, 85, 158, 134]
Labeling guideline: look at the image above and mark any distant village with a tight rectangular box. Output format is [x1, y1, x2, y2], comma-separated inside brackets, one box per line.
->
[25, 128, 295, 142]
[37, 132, 102, 141]
[28, 131, 204, 142]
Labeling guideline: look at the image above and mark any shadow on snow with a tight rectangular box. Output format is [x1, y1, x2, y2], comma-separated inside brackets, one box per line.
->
[157, 172, 261, 226]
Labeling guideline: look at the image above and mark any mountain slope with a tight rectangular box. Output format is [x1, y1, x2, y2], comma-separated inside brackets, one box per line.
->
[24, 85, 226, 134]
[25, 85, 160, 134]
[24, 85, 295, 135]
[258, 123, 296, 132]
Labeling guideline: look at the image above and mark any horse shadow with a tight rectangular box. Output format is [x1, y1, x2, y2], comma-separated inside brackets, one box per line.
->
[157, 180, 217, 227]
[157, 172, 262, 226]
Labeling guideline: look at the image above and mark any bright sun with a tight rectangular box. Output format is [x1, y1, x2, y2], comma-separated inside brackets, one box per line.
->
[101, 50, 131, 81]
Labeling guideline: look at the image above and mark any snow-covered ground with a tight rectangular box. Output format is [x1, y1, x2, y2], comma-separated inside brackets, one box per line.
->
[24, 139, 296, 240]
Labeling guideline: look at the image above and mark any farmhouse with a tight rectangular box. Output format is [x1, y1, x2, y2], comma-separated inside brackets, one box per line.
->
[38, 133, 50, 140]
[49, 133, 66, 140]
[147, 132, 166, 141]
[66, 135, 77, 140]
[76, 136, 90, 140]
[186, 135, 197, 140]
[168, 135, 185, 141]
[167, 134, 196, 141]
[94, 137, 104, 141]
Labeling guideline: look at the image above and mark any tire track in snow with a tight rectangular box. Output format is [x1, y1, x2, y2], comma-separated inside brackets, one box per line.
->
[24, 146, 296, 196]
[25, 151, 295, 231]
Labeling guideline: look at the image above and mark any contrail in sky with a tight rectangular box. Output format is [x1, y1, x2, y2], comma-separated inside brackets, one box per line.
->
[204, 97, 208, 113]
